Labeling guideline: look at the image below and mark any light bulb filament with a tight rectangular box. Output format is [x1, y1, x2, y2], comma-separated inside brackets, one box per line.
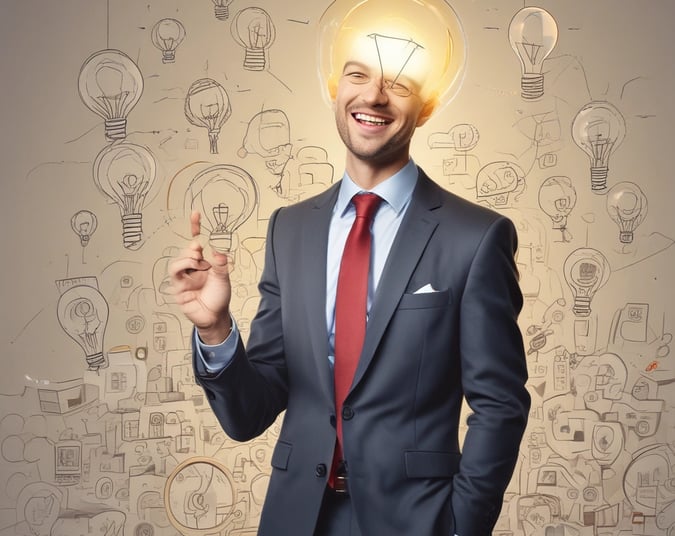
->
[370, 33, 424, 90]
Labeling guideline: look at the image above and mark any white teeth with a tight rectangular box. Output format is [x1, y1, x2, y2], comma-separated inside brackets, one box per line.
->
[354, 113, 389, 125]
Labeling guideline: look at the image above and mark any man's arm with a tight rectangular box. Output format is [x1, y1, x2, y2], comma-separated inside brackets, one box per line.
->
[452, 215, 531, 536]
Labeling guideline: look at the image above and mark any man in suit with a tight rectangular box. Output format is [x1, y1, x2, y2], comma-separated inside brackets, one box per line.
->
[169, 2, 530, 534]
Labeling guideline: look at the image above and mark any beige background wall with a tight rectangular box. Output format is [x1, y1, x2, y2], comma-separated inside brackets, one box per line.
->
[1, 1, 674, 534]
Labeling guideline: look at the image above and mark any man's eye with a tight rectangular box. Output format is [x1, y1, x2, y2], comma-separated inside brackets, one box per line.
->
[346, 72, 368, 83]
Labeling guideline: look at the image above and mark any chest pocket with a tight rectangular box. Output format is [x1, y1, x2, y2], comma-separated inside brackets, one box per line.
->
[398, 289, 451, 310]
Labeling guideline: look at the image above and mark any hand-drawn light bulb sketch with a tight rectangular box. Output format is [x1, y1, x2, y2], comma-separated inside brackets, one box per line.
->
[78, 49, 144, 141]
[318, 0, 466, 111]
[563, 248, 611, 317]
[538, 176, 577, 242]
[212, 0, 235, 21]
[231, 7, 276, 71]
[151, 18, 186, 63]
[184, 78, 231, 154]
[572, 101, 626, 193]
[93, 142, 158, 250]
[56, 282, 110, 371]
[508, 6, 558, 100]
[164, 457, 236, 535]
[238, 109, 292, 195]
[71, 209, 98, 247]
[606, 181, 648, 244]
[185, 164, 258, 253]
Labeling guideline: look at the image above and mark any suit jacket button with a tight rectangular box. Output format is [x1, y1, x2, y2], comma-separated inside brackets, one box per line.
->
[342, 406, 354, 420]
[315, 463, 327, 477]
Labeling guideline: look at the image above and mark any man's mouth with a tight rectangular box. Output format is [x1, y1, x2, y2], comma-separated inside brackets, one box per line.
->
[353, 112, 392, 126]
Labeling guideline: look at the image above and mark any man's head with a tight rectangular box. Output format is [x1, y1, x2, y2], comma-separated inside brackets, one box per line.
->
[318, 0, 466, 119]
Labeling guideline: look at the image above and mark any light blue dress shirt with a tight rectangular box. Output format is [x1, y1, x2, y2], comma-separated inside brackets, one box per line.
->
[196, 158, 418, 372]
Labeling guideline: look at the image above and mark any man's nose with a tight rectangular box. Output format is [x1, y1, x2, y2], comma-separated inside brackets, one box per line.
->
[361, 78, 390, 104]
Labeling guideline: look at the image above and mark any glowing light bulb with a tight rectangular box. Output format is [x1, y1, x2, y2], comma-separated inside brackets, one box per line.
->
[78, 49, 144, 141]
[508, 7, 558, 100]
[56, 280, 109, 371]
[71, 210, 98, 247]
[184, 78, 231, 154]
[212, 0, 235, 21]
[231, 7, 276, 71]
[93, 142, 158, 250]
[572, 101, 626, 193]
[318, 0, 466, 112]
[538, 176, 576, 242]
[151, 18, 186, 63]
[563, 248, 611, 317]
[186, 164, 258, 253]
[606, 181, 648, 244]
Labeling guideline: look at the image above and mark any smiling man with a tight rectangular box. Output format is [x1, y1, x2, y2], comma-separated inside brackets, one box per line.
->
[169, 1, 530, 535]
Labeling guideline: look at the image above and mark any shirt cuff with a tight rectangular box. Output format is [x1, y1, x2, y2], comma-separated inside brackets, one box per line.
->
[194, 317, 239, 373]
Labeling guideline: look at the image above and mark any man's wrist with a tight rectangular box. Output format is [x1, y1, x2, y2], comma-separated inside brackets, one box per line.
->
[197, 318, 233, 345]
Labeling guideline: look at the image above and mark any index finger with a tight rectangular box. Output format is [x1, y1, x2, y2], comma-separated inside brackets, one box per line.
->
[190, 211, 201, 238]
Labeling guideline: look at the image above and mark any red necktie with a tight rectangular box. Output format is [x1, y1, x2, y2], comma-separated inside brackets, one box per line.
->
[330, 192, 382, 485]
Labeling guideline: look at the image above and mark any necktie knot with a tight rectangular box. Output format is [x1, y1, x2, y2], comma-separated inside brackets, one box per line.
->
[352, 193, 381, 222]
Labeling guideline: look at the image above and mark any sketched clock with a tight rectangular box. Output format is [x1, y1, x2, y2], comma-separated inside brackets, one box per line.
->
[164, 456, 237, 535]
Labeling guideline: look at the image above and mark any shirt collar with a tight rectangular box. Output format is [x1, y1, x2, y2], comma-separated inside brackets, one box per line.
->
[335, 159, 418, 217]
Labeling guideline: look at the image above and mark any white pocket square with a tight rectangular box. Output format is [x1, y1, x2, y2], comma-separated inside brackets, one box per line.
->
[413, 283, 438, 294]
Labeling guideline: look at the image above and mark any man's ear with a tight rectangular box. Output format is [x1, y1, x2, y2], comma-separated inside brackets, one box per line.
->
[416, 96, 439, 127]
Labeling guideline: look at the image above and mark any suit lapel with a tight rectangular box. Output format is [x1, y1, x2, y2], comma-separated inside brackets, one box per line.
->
[351, 171, 442, 390]
[302, 183, 340, 402]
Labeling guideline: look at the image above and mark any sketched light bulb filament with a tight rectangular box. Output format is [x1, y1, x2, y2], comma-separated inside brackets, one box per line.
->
[572, 101, 626, 193]
[212, 0, 235, 21]
[185, 78, 231, 154]
[78, 49, 144, 141]
[231, 7, 276, 71]
[57, 283, 109, 370]
[508, 7, 558, 100]
[563, 248, 610, 317]
[151, 18, 186, 63]
[93, 142, 158, 250]
[606, 181, 648, 244]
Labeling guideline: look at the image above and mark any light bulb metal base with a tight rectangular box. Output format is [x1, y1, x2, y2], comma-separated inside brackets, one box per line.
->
[214, 6, 230, 20]
[243, 48, 266, 71]
[86, 352, 109, 371]
[209, 232, 232, 254]
[105, 118, 128, 141]
[590, 166, 609, 193]
[521, 73, 544, 100]
[572, 296, 592, 317]
[162, 51, 176, 63]
[122, 213, 143, 249]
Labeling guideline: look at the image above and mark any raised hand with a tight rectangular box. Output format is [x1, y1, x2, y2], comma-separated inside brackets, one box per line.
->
[169, 211, 233, 344]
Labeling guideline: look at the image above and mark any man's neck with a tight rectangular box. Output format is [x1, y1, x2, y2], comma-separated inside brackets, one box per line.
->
[344, 153, 411, 190]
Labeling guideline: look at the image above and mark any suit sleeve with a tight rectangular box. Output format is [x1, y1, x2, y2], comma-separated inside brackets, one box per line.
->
[452, 215, 531, 536]
[192, 208, 289, 442]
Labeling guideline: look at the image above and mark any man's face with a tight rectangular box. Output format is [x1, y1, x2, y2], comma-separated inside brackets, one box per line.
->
[333, 59, 432, 167]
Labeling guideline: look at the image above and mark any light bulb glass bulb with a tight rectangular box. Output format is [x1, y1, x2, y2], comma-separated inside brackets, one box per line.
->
[185, 164, 258, 253]
[151, 18, 186, 63]
[572, 101, 626, 193]
[231, 7, 276, 71]
[538, 176, 576, 241]
[606, 181, 648, 244]
[184, 78, 232, 154]
[93, 142, 158, 250]
[508, 7, 558, 100]
[318, 0, 466, 113]
[78, 49, 144, 141]
[57, 284, 110, 370]
[71, 210, 98, 247]
[563, 248, 611, 317]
